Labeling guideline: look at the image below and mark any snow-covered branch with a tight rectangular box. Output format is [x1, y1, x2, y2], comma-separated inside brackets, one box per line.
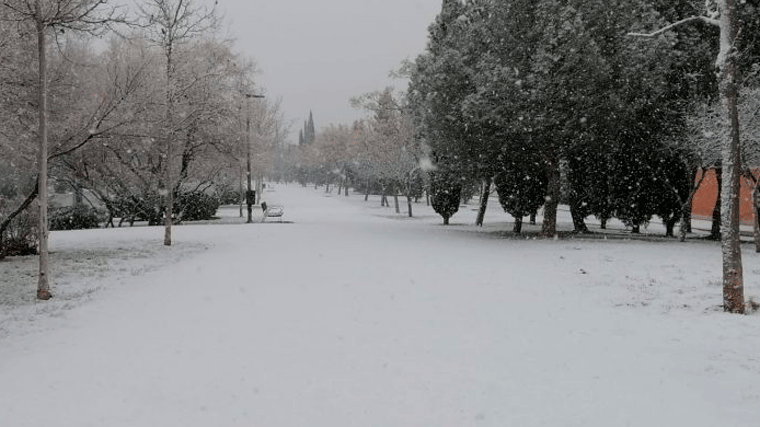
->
[628, 15, 720, 38]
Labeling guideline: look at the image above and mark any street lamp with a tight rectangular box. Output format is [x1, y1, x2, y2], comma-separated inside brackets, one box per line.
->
[245, 93, 265, 223]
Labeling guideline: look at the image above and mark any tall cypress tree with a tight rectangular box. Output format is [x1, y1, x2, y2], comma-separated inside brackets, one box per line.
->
[299, 111, 316, 145]
[408, 0, 471, 225]
[307, 111, 315, 144]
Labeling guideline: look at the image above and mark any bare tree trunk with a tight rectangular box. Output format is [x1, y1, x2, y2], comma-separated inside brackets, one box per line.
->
[542, 156, 560, 237]
[393, 187, 400, 214]
[364, 177, 370, 201]
[476, 177, 491, 227]
[710, 167, 722, 240]
[719, 0, 744, 313]
[753, 180, 760, 252]
[513, 216, 523, 234]
[685, 167, 702, 234]
[0, 182, 39, 260]
[665, 217, 678, 237]
[73, 184, 83, 207]
[680, 167, 706, 242]
[257, 174, 264, 204]
[570, 203, 589, 233]
[380, 185, 388, 207]
[163, 40, 175, 246]
[679, 205, 690, 242]
[35, 15, 51, 300]
[684, 203, 693, 232]
[239, 166, 244, 218]
[407, 195, 413, 218]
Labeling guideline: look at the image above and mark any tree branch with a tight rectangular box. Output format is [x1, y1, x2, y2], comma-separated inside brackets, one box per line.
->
[0, 179, 39, 259]
[628, 15, 720, 38]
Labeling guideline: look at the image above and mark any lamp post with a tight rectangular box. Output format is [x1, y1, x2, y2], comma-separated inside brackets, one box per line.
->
[245, 93, 265, 223]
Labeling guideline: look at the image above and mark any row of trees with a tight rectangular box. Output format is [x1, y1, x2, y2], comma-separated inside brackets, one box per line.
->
[408, 0, 760, 314]
[283, 0, 760, 313]
[0, 0, 287, 299]
[284, 87, 427, 217]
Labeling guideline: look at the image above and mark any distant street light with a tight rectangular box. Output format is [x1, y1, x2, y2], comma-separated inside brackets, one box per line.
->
[245, 93, 265, 223]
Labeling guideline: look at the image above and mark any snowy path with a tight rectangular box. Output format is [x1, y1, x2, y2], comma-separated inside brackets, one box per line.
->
[1, 185, 759, 426]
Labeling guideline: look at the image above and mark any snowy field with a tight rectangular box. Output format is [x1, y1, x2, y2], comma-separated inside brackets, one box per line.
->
[1, 183, 759, 427]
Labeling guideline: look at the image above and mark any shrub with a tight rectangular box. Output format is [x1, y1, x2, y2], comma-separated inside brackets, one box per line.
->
[177, 192, 219, 221]
[429, 171, 462, 225]
[50, 205, 101, 231]
[217, 188, 240, 205]
[1, 207, 38, 258]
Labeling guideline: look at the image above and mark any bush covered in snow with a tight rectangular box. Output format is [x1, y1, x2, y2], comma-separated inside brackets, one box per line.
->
[50, 205, 101, 231]
[177, 192, 219, 221]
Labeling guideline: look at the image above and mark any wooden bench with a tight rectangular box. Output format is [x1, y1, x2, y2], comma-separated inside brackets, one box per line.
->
[263, 205, 284, 222]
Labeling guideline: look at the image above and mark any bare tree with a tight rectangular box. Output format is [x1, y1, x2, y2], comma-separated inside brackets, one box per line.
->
[630, 0, 745, 313]
[136, 0, 217, 246]
[1, 0, 124, 299]
[351, 88, 422, 216]
[65, 37, 252, 229]
[250, 96, 287, 203]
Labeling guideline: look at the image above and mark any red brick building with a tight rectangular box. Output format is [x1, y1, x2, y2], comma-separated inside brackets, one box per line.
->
[691, 169, 757, 225]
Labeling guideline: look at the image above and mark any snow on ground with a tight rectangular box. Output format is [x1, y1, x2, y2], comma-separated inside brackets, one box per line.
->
[1, 183, 759, 427]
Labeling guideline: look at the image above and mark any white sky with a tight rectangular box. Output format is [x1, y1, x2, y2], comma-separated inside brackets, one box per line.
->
[219, 0, 442, 143]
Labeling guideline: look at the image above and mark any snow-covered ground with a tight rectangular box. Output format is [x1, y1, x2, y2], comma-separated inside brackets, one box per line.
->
[1, 183, 759, 427]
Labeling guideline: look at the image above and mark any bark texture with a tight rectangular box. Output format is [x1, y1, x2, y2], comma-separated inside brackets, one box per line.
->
[710, 168, 722, 240]
[36, 13, 51, 300]
[513, 216, 523, 234]
[754, 182, 760, 252]
[718, 0, 744, 313]
[541, 158, 560, 237]
[163, 37, 175, 246]
[475, 177, 491, 227]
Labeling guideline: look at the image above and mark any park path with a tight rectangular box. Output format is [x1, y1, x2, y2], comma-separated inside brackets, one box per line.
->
[0, 184, 756, 427]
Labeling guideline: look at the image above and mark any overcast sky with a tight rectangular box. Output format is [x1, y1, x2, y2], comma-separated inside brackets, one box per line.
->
[219, 0, 442, 143]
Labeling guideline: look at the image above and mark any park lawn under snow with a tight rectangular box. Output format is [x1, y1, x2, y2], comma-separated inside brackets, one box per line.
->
[1, 183, 759, 427]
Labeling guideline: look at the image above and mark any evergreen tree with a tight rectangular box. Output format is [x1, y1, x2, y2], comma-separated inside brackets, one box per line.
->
[307, 111, 315, 145]
[429, 167, 462, 225]
[299, 111, 316, 145]
[493, 142, 547, 234]
[408, 0, 477, 225]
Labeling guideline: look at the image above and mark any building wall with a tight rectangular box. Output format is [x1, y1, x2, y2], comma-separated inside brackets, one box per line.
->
[691, 169, 757, 225]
